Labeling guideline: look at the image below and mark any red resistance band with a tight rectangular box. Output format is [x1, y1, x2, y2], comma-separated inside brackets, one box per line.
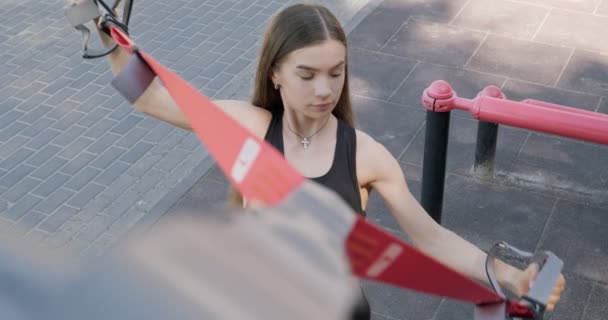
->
[107, 26, 515, 309]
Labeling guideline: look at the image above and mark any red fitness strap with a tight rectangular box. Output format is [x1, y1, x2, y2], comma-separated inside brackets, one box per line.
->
[108, 26, 504, 306]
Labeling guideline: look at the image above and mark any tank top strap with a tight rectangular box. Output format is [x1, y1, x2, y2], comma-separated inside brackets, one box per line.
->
[264, 111, 285, 153]
[342, 120, 361, 208]
[338, 120, 363, 214]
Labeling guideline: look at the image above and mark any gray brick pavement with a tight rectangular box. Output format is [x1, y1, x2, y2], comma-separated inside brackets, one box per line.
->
[0, 0, 379, 254]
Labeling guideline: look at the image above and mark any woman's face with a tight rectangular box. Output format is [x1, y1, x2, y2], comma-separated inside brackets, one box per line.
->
[272, 39, 346, 119]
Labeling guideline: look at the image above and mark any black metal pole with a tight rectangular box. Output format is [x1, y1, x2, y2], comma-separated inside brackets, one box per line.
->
[420, 110, 451, 224]
[472, 86, 505, 177]
[474, 121, 499, 176]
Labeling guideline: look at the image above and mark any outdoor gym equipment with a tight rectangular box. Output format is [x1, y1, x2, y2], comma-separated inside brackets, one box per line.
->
[420, 80, 608, 223]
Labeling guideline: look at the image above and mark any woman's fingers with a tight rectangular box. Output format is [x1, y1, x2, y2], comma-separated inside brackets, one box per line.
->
[545, 275, 566, 312]
[546, 295, 560, 312]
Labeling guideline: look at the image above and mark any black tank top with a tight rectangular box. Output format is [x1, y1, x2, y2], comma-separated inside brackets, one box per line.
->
[264, 111, 364, 215]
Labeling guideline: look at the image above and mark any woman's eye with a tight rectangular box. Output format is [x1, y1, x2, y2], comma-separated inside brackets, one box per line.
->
[331, 73, 343, 78]
[300, 74, 314, 80]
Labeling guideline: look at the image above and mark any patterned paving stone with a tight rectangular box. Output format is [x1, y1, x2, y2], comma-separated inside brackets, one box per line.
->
[502, 79, 602, 111]
[598, 0, 608, 15]
[381, 19, 486, 67]
[537, 200, 608, 284]
[349, 47, 418, 101]
[451, 0, 549, 39]
[535, 9, 608, 54]
[518, 0, 601, 13]
[557, 49, 608, 96]
[467, 35, 573, 85]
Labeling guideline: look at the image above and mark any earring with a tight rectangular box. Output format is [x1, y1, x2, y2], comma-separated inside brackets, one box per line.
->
[274, 83, 280, 90]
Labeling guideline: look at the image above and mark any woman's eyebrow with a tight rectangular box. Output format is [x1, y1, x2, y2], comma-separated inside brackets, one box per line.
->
[296, 61, 345, 71]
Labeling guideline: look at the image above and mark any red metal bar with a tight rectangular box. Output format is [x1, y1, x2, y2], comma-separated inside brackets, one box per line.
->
[470, 96, 608, 145]
[522, 99, 608, 120]
[422, 80, 608, 145]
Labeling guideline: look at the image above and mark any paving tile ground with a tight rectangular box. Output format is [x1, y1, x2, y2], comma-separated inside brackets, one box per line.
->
[1, 0, 607, 319]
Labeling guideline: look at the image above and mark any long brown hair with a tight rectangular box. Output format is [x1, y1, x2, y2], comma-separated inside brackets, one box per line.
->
[227, 3, 355, 207]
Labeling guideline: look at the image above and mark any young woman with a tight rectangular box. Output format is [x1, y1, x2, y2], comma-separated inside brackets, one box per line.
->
[96, 3, 564, 318]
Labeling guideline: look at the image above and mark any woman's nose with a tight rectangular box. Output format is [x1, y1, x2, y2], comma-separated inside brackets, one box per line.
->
[314, 78, 332, 98]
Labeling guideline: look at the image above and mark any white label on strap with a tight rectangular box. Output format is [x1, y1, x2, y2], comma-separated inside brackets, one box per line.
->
[366, 243, 403, 278]
[231, 138, 261, 184]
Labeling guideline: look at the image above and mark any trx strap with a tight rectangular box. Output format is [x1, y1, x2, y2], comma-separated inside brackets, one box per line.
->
[65, 0, 133, 59]
[64, 3, 564, 319]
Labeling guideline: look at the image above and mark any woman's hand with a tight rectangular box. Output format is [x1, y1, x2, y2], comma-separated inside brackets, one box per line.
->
[93, 13, 118, 49]
[504, 263, 566, 312]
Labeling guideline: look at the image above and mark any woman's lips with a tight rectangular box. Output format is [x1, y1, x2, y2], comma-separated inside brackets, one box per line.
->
[312, 103, 333, 111]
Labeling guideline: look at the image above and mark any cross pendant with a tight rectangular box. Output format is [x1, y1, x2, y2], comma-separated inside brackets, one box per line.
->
[301, 137, 310, 149]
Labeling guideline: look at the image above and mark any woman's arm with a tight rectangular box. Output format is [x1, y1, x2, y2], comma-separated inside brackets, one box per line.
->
[95, 21, 270, 136]
[363, 137, 509, 285]
[104, 46, 195, 129]
[358, 132, 564, 309]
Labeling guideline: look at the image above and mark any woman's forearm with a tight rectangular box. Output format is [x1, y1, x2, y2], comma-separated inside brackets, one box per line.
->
[421, 227, 522, 294]
[102, 44, 191, 130]
[420, 226, 488, 283]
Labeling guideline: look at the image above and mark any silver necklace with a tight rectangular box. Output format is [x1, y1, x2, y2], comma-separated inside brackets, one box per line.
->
[285, 116, 330, 149]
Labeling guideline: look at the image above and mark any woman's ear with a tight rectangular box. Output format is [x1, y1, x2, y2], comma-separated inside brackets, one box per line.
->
[270, 70, 282, 90]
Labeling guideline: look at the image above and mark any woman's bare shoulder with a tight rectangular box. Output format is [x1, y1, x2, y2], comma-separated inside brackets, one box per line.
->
[355, 128, 403, 175]
[354, 129, 382, 154]
[214, 99, 271, 119]
[214, 100, 273, 139]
